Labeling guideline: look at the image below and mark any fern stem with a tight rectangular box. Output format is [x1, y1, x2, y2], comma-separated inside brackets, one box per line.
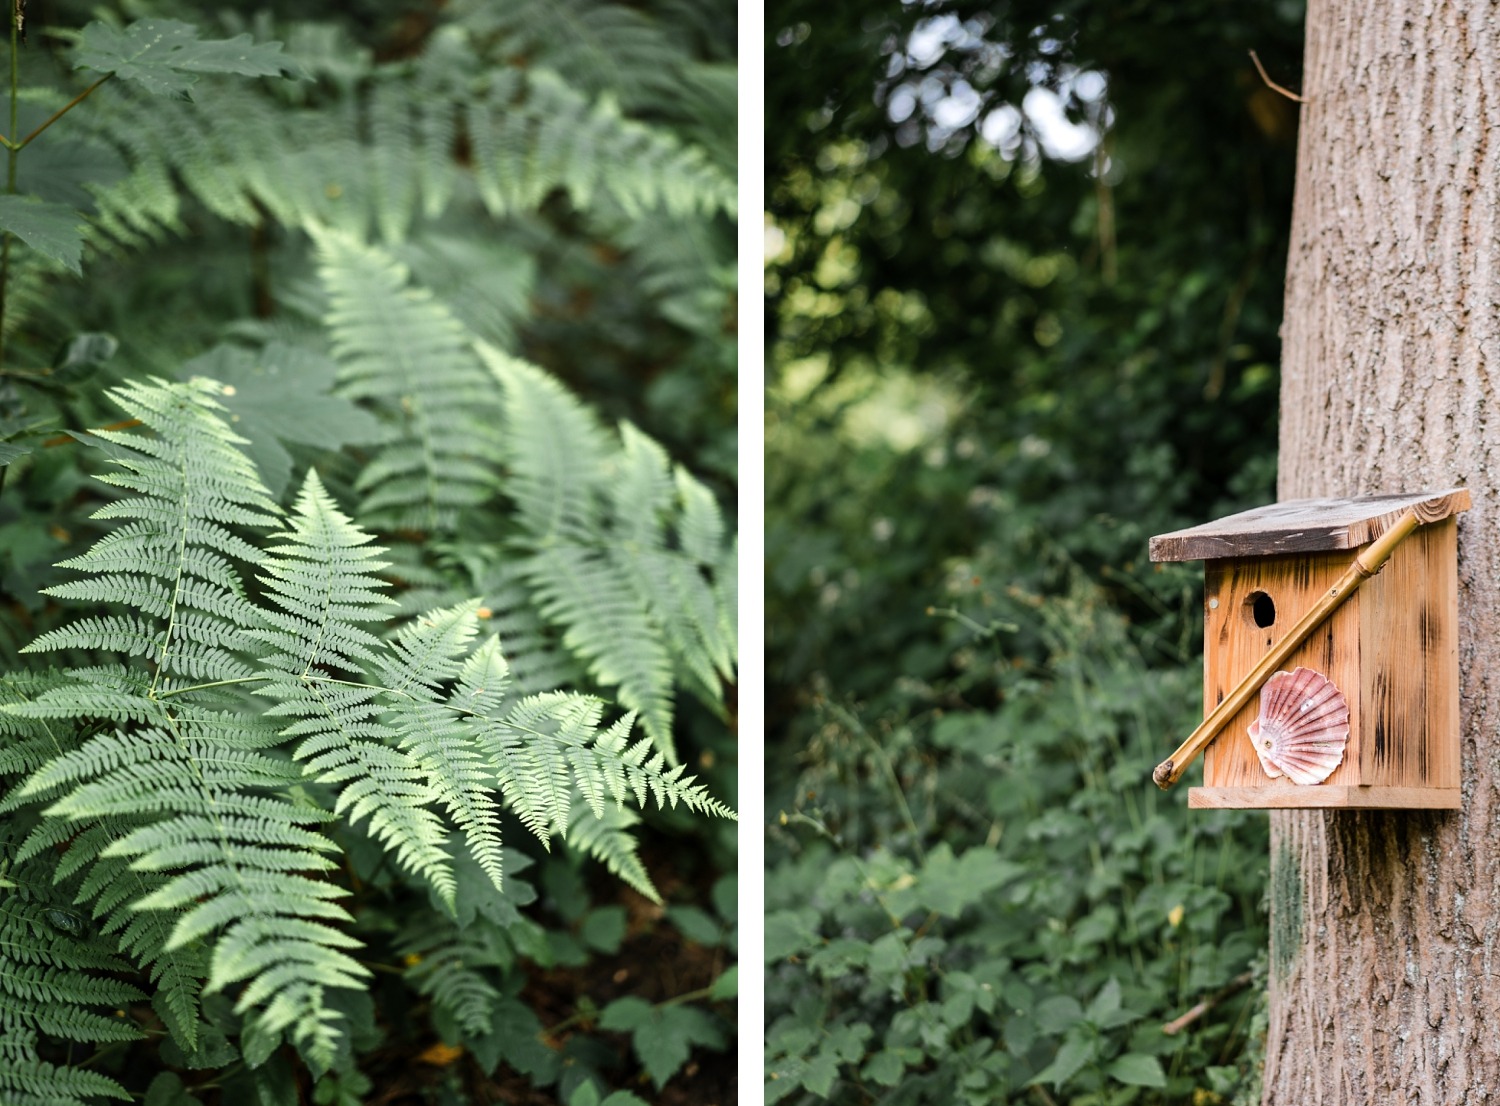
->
[156, 671, 616, 748]
[17, 74, 110, 149]
[154, 676, 265, 699]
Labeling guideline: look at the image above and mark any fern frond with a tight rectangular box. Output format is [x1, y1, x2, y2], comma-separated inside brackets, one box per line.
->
[458, 645, 733, 892]
[457, 0, 689, 113]
[15, 714, 366, 1064]
[483, 347, 737, 754]
[23, 376, 279, 695]
[0, 896, 145, 1045]
[563, 797, 657, 901]
[399, 918, 505, 1037]
[315, 230, 504, 532]
[378, 604, 507, 891]
[393, 546, 582, 696]
[0, 1031, 131, 1105]
[0, 674, 210, 1049]
[468, 68, 735, 219]
[483, 349, 678, 747]
[484, 346, 608, 544]
[0, 673, 73, 781]
[614, 207, 735, 337]
[5, 380, 368, 1069]
[252, 470, 457, 903]
[522, 546, 677, 758]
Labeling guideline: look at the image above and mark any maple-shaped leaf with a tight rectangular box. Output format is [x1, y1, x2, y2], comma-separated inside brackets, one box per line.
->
[0, 196, 86, 273]
[74, 19, 302, 98]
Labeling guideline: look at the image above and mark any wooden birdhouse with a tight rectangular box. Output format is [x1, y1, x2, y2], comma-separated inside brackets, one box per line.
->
[1148, 489, 1470, 810]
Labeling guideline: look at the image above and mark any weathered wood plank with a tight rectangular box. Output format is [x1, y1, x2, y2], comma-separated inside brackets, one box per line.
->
[1149, 488, 1470, 562]
[1202, 551, 1362, 790]
[1188, 786, 1461, 810]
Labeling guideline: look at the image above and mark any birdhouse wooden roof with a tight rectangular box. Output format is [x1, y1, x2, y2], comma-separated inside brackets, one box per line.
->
[1148, 488, 1471, 563]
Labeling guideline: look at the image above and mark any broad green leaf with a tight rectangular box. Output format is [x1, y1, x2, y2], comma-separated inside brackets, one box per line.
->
[801, 1053, 839, 1097]
[1034, 995, 1084, 1035]
[74, 19, 301, 98]
[1074, 903, 1120, 945]
[1087, 977, 1122, 1023]
[709, 965, 737, 1000]
[443, 847, 535, 928]
[667, 904, 723, 946]
[862, 1049, 908, 1087]
[581, 906, 626, 953]
[598, 996, 652, 1032]
[1029, 1035, 1096, 1089]
[470, 999, 559, 1082]
[1107, 1053, 1168, 1088]
[567, 1083, 601, 1106]
[764, 908, 820, 961]
[603, 1002, 724, 1089]
[806, 937, 872, 978]
[0, 196, 86, 273]
[51, 332, 118, 383]
[765, 1065, 803, 1105]
[184, 342, 383, 497]
[0, 441, 31, 466]
[884, 843, 1023, 919]
[711, 873, 736, 921]
[145, 1072, 200, 1106]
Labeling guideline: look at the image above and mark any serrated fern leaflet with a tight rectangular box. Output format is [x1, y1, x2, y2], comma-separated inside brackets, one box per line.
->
[0, 377, 733, 1076]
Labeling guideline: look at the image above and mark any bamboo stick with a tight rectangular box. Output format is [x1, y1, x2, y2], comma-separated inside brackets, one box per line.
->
[1152, 508, 1423, 790]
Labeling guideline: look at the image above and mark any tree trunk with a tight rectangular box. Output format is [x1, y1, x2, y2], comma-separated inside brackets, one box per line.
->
[1268, 1, 1500, 1102]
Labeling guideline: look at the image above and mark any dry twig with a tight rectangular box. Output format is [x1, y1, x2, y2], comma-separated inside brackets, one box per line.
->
[1162, 970, 1255, 1036]
[1249, 49, 1305, 103]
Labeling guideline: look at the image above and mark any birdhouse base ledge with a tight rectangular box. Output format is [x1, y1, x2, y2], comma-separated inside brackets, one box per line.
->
[1188, 786, 1461, 810]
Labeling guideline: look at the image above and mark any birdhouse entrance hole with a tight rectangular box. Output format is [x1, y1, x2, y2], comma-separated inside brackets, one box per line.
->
[1247, 591, 1276, 628]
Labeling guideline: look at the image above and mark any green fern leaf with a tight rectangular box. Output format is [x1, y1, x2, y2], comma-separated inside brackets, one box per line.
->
[482, 347, 737, 754]
[564, 797, 657, 901]
[252, 470, 458, 904]
[468, 68, 735, 218]
[458, 0, 689, 113]
[315, 230, 504, 532]
[0, 1031, 131, 1104]
[0, 896, 146, 1044]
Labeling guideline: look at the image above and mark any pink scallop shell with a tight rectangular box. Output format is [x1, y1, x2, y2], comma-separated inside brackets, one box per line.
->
[1246, 667, 1349, 785]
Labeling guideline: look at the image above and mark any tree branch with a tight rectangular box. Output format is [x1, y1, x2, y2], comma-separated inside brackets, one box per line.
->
[1162, 970, 1255, 1036]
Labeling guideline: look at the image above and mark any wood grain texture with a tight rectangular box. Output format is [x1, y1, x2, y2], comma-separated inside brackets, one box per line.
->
[1190, 786, 1461, 810]
[1195, 524, 1457, 803]
[1150, 488, 1469, 562]
[1203, 551, 1362, 789]
[1266, 0, 1500, 1101]
[1356, 519, 1460, 790]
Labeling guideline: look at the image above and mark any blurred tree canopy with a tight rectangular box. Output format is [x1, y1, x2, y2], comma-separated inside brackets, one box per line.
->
[766, 5, 1307, 1101]
[767, 0, 1303, 715]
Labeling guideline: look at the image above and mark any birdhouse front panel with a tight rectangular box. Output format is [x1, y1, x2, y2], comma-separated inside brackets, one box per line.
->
[1149, 488, 1469, 811]
[1202, 549, 1363, 792]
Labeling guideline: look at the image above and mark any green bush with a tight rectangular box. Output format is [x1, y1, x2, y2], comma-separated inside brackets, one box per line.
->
[766, 569, 1268, 1105]
[766, 3, 1298, 1100]
[0, 4, 737, 1103]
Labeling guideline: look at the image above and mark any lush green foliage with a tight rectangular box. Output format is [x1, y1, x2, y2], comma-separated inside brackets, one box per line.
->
[766, 1, 1300, 1102]
[0, 3, 736, 1104]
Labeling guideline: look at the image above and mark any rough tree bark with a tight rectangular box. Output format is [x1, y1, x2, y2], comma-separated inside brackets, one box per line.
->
[1267, 1, 1500, 1102]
